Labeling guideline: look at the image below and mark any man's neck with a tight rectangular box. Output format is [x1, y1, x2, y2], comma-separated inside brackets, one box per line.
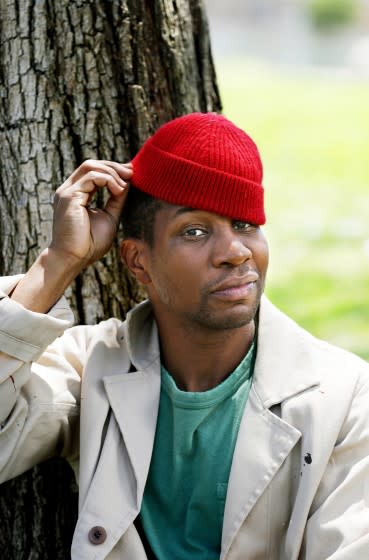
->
[156, 318, 255, 392]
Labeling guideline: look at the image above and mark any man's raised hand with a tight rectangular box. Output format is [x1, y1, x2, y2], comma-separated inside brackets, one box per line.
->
[50, 160, 132, 267]
[10, 160, 132, 314]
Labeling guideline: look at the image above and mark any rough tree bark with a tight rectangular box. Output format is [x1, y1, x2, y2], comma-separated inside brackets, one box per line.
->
[0, 0, 221, 557]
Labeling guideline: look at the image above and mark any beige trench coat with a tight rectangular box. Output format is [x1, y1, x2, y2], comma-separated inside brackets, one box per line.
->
[1, 275, 369, 559]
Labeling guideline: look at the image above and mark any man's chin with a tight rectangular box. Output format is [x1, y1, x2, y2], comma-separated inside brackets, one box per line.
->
[191, 303, 259, 332]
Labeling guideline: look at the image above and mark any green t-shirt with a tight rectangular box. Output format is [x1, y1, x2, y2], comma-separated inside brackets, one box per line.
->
[139, 344, 255, 559]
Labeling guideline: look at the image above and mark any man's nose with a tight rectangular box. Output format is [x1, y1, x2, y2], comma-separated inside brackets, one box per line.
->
[212, 230, 252, 268]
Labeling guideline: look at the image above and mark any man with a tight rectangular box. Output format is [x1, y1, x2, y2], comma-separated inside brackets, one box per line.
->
[0, 112, 368, 559]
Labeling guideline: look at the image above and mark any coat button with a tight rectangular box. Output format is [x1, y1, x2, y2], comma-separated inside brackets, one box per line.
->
[88, 526, 107, 545]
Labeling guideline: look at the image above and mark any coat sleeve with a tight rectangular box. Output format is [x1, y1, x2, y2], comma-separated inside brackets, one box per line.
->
[0, 275, 85, 482]
[303, 365, 369, 559]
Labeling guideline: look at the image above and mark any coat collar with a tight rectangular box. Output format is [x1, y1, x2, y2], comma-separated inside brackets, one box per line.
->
[103, 297, 321, 491]
[253, 296, 320, 407]
[124, 299, 160, 371]
[120, 296, 321, 407]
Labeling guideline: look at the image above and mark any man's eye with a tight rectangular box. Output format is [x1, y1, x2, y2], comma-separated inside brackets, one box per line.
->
[183, 227, 206, 237]
[233, 221, 256, 232]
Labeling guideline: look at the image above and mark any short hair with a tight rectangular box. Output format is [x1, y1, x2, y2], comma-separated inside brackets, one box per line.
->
[121, 184, 164, 246]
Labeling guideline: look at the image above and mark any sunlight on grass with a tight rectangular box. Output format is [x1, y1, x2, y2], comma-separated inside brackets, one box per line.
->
[217, 58, 369, 360]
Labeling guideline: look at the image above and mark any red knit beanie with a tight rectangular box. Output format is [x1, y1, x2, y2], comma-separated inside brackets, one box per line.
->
[131, 112, 265, 224]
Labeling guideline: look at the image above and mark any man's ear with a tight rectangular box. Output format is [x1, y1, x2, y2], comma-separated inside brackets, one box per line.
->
[120, 239, 152, 285]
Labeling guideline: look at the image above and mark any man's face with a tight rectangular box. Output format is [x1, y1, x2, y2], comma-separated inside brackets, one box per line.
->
[141, 203, 269, 332]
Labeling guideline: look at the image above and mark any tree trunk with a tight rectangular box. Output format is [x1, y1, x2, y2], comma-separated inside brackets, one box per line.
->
[0, 0, 221, 557]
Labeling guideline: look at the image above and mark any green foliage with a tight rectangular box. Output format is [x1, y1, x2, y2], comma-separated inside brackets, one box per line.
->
[217, 58, 369, 361]
[308, 0, 356, 30]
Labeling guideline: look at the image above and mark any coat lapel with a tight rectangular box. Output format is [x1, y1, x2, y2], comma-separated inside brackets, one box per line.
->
[72, 301, 161, 559]
[103, 364, 161, 504]
[100, 300, 162, 515]
[221, 388, 301, 558]
[221, 297, 321, 557]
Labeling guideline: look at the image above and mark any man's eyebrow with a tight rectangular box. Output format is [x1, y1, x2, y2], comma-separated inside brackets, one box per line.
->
[173, 206, 197, 218]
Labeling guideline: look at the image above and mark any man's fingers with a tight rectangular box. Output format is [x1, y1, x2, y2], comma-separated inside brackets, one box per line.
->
[85, 160, 133, 182]
[58, 160, 132, 194]
[56, 171, 126, 207]
[98, 160, 133, 178]
[103, 185, 129, 226]
[82, 171, 126, 196]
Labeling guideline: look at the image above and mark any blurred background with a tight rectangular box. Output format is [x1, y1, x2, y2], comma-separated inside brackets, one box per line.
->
[204, 0, 369, 360]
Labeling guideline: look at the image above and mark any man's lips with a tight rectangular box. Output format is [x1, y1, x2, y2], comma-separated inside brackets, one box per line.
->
[210, 274, 259, 300]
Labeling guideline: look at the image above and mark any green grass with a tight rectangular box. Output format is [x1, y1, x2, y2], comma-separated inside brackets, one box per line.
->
[216, 58, 369, 360]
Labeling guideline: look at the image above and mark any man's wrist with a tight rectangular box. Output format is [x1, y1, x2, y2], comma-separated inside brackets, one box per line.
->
[40, 246, 86, 277]
[10, 247, 84, 313]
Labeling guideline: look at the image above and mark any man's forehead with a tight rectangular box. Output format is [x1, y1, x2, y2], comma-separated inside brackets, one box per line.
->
[173, 206, 198, 218]
[157, 203, 231, 222]
[154, 202, 197, 217]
